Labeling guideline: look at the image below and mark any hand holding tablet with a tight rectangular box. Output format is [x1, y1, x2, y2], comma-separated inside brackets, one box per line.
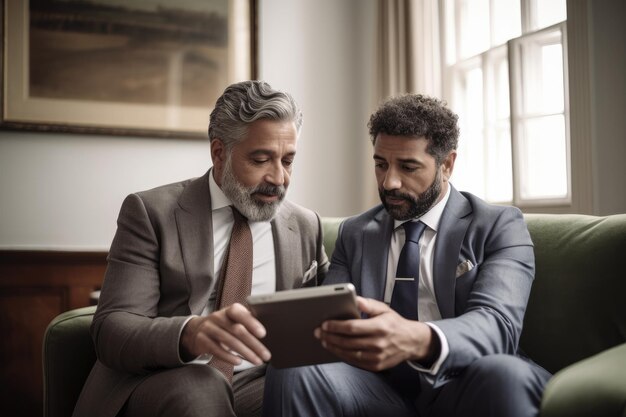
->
[247, 284, 359, 368]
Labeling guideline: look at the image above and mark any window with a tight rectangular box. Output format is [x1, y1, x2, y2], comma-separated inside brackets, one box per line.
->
[442, 0, 568, 206]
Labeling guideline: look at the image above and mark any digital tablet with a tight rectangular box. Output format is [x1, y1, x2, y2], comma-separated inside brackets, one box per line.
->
[247, 284, 359, 368]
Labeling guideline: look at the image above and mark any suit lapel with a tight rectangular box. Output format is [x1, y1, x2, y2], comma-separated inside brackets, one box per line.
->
[361, 208, 394, 300]
[272, 203, 300, 291]
[174, 171, 215, 314]
[433, 186, 472, 318]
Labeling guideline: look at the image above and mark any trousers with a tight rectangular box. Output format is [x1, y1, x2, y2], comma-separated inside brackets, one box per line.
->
[121, 364, 265, 417]
[262, 354, 551, 417]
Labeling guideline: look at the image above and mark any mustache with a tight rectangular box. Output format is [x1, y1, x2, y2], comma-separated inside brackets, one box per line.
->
[380, 189, 415, 202]
[251, 183, 286, 198]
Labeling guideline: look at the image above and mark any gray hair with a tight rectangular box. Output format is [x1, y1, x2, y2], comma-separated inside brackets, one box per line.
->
[208, 80, 303, 149]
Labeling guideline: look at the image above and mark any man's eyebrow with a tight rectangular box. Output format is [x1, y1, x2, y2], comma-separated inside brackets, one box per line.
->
[373, 154, 422, 164]
[397, 158, 422, 165]
[248, 149, 296, 158]
[248, 149, 276, 157]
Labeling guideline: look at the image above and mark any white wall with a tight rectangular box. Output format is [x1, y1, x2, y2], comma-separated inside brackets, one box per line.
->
[0, 132, 212, 250]
[0, 0, 377, 250]
[258, 0, 377, 216]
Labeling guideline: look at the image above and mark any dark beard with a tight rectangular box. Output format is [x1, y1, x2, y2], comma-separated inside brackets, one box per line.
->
[379, 169, 442, 221]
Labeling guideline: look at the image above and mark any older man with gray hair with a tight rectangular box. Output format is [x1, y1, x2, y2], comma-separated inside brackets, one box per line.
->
[72, 81, 329, 417]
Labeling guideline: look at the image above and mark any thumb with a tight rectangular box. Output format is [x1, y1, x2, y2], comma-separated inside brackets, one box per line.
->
[357, 296, 392, 317]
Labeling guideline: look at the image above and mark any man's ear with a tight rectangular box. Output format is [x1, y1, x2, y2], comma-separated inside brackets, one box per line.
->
[441, 151, 457, 182]
[210, 139, 226, 186]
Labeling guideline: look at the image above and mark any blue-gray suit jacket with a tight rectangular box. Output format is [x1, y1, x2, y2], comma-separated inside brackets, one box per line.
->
[324, 186, 534, 388]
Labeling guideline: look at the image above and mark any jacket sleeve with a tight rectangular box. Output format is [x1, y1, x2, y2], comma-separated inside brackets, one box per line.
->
[430, 207, 535, 388]
[90, 194, 188, 375]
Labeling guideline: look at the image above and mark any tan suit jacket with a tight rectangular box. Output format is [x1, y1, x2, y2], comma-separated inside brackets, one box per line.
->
[72, 170, 329, 417]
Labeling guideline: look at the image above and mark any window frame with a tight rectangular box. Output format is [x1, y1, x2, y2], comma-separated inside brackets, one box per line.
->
[440, 0, 570, 209]
[509, 22, 571, 207]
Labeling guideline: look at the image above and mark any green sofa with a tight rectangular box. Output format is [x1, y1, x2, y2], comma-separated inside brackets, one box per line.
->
[44, 214, 626, 417]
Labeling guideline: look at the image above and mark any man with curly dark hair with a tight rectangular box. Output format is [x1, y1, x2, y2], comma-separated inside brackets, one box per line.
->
[263, 94, 551, 417]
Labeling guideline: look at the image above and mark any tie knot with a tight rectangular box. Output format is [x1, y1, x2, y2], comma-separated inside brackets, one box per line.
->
[231, 206, 248, 224]
[403, 221, 426, 243]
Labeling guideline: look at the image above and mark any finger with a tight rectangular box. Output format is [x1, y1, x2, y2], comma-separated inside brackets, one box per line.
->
[322, 337, 403, 372]
[206, 320, 270, 364]
[320, 341, 380, 370]
[319, 331, 384, 353]
[322, 312, 394, 336]
[225, 303, 267, 338]
[198, 314, 270, 364]
[357, 297, 392, 317]
[214, 324, 270, 365]
[200, 334, 243, 365]
[223, 306, 271, 361]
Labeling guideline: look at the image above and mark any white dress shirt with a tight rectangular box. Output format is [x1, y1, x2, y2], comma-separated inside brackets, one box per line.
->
[383, 184, 451, 376]
[185, 169, 277, 371]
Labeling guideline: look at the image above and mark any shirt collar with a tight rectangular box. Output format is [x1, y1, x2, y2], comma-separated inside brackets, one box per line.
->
[393, 182, 452, 232]
[208, 168, 232, 211]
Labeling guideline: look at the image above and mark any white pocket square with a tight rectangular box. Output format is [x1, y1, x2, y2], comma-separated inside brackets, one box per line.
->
[455, 259, 474, 278]
[302, 260, 318, 283]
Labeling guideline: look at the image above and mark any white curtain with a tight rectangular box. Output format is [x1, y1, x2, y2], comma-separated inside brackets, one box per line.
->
[377, 0, 442, 100]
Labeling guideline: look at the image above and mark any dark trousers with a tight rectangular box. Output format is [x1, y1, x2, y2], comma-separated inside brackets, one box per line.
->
[262, 354, 551, 417]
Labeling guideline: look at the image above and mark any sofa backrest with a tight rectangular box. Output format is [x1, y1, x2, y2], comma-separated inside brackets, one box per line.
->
[521, 214, 626, 373]
[321, 213, 626, 374]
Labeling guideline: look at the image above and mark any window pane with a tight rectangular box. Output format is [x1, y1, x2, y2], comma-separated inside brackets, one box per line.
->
[519, 115, 568, 199]
[533, 0, 567, 30]
[521, 31, 564, 115]
[540, 43, 564, 113]
[492, 0, 521, 46]
[495, 58, 510, 120]
[452, 67, 485, 197]
[458, 0, 489, 58]
[485, 124, 513, 202]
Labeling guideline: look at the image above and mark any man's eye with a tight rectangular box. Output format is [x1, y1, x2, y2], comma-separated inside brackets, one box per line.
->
[375, 163, 387, 169]
[253, 159, 269, 164]
[282, 159, 293, 167]
[402, 165, 418, 172]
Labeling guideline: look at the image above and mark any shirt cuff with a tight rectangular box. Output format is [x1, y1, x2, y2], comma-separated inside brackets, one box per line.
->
[407, 322, 449, 376]
[178, 315, 213, 364]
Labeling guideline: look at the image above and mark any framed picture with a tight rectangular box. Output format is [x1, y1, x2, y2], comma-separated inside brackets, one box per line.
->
[0, 0, 257, 138]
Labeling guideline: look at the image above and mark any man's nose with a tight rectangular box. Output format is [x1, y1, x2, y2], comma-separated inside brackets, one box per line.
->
[382, 168, 401, 190]
[265, 162, 286, 186]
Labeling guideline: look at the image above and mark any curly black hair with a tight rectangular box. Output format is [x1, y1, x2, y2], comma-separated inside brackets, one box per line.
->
[368, 94, 459, 164]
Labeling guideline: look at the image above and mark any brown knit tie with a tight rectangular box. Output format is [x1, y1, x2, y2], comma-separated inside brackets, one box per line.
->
[209, 206, 253, 382]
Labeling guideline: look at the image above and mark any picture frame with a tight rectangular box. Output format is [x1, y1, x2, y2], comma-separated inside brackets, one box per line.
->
[0, 0, 257, 139]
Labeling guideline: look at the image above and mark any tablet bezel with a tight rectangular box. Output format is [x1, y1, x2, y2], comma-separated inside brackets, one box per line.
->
[247, 284, 359, 368]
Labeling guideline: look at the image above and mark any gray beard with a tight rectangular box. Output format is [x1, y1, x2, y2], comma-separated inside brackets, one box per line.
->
[379, 169, 442, 221]
[220, 156, 286, 222]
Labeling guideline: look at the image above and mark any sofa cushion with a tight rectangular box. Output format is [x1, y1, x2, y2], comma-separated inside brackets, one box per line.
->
[520, 214, 626, 373]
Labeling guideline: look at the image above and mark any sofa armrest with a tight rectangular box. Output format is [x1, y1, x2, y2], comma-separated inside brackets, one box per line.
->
[540, 343, 626, 417]
[43, 306, 97, 417]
